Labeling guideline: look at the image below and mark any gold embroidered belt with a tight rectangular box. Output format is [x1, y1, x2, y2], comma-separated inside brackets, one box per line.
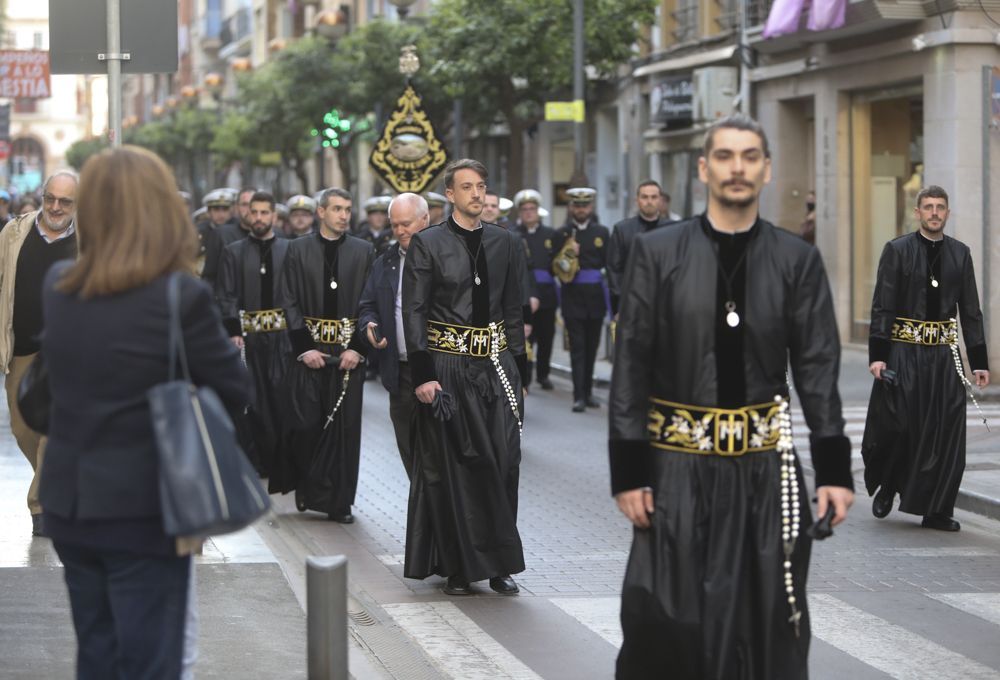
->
[304, 316, 356, 346]
[427, 319, 507, 357]
[647, 398, 783, 456]
[890, 317, 957, 346]
[240, 308, 287, 334]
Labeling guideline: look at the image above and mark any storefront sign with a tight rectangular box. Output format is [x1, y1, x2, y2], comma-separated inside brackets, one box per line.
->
[651, 75, 693, 125]
[0, 51, 51, 99]
[545, 100, 585, 123]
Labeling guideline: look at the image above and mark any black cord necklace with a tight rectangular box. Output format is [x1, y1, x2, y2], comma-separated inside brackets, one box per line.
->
[256, 237, 274, 275]
[927, 240, 944, 288]
[322, 237, 341, 290]
[453, 225, 484, 286]
[710, 236, 751, 328]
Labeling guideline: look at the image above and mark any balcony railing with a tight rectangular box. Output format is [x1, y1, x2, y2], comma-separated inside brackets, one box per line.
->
[220, 7, 252, 55]
[671, 4, 699, 43]
[746, 0, 775, 28]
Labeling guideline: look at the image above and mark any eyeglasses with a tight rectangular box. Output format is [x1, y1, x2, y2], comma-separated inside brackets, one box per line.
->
[43, 194, 75, 209]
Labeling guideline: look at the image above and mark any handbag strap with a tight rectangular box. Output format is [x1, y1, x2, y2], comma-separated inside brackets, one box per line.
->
[166, 272, 193, 383]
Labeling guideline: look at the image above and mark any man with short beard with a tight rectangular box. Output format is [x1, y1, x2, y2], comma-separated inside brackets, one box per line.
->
[218, 191, 292, 478]
[862, 185, 989, 532]
[274, 188, 374, 523]
[0, 170, 79, 536]
[607, 180, 672, 316]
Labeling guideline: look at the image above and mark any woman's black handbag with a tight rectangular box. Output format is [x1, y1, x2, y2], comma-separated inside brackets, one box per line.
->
[148, 273, 269, 537]
[17, 351, 50, 435]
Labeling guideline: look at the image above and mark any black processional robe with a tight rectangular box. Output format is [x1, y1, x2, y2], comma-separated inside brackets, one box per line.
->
[402, 217, 529, 583]
[862, 232, 988, 516]
[218, 235, 291, 478]
[609, 215, 853, 680]
[273, 232, 374, 514]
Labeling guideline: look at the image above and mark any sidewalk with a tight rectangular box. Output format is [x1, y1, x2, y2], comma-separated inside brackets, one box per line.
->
[545, 324, 1000, 522]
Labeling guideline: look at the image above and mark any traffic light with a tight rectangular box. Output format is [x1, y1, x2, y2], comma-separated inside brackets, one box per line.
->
[0, 104, 10, 142]
[311, 108, 351, 149]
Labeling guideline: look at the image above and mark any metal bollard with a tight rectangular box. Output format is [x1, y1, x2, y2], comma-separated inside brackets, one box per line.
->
[306, 555, 348, 680]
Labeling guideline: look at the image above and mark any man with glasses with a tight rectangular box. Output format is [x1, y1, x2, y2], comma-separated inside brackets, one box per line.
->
[0, 170, 79, 537]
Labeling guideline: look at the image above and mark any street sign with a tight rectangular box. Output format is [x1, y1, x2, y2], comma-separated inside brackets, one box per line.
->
[0, 51, 51, 99]
[48, 0, 178, 74]
[0, 140, 10, 160]
[545, 100, 585, 123]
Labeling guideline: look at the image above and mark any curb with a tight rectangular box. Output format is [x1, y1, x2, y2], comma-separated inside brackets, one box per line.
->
[956, 488, 1000, 522]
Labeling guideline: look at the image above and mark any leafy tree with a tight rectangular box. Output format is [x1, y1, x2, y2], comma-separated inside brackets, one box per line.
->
[64, 136, 109, 171]
[422, 0, 655, 190]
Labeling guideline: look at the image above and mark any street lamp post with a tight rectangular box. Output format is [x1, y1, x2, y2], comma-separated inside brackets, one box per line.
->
[572, 0, 587, 186]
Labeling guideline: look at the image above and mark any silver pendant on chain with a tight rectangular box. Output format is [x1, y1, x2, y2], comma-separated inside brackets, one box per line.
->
[329, 279, 338, 290]
[931, 276, 939, 288]
[474, 275, 482, 286]
[725, 300, 740, 328]
[260, 265, 266, 275]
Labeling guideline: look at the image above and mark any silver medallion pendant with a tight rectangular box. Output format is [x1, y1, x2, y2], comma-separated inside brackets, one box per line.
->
[329, 279, 338, 290]
[474, 275, 482, 286]
[260, 265, 266, 275]
[724, 300, 740, 328]
[931, 276, 939, 288]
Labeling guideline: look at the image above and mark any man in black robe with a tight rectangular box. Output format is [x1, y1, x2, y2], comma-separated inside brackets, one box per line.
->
[513, 189, 559, 390]
[863, 185, 989, 532]
[607, 179, 674, 316]
[403, 159, 529, 596]
[275, 187, 374, 523]
[558, 187, 610, 412]
[218, 191, 291, 478]
[609, 114, 854, 680]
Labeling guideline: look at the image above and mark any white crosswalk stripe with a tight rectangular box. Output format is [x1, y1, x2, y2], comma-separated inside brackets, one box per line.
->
[549, 597, 622, 649]
[927, 593, 1000, 629]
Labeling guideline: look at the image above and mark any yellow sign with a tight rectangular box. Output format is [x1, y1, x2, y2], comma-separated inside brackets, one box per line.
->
[258, 151, 281, 166]
[369, 85, 448, 194]
[545, 100, 585, 123]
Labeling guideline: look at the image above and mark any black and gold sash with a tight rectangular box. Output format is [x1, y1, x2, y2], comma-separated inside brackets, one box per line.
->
[427, 320, 507, 357]
[240, 308, 287, 334]
[304, 317, 357, 346]
[647, 398, 782, 456]
[890, 317, 957, 346]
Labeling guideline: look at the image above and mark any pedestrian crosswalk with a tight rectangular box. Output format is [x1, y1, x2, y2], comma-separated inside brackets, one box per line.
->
[383, 591, 1000, 679]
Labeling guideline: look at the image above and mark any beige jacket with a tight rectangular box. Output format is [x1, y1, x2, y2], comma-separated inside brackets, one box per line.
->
[0, 210, 43, 373]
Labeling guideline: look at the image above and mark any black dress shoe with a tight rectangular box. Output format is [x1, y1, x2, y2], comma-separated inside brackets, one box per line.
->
[538, 377, 554, 390]
[295, 488, 307, 512]
[489, 575, 519, 595]
[31, 514, 45, 537]
[443, 576, 473, 596]
[572, 400, 586, 412]
[871, 487, 894, 519]
[584, 396, 600, 408]
[328, 510, 354, 524]
[921, 514, 960, 532]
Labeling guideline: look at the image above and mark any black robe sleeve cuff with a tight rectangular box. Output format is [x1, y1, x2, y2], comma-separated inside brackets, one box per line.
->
[410, 350, 437, 387]
[348, 332, 368, 357]
[522, 305, 534, 325]
[967, 344, 989, 372]
[289, 327, 316, 356]
[222, 317, 242, 337]
[809, 434, 855, 490]
[610, 294, 620, 317]
[608, 439, 653, 496]
[869, 336, 891, 365]
[514, 353, 528, 389]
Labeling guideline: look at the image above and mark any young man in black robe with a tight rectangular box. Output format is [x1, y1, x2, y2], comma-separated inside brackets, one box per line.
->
[275, 188, 374, 523]
[607, 180, 673, 316]
[863, 185, 989, 532]
[609, 114, 855, 680]
[558, 187, 611, 412]
[402, 159, 529, 596]
[218, 191, 291, 478]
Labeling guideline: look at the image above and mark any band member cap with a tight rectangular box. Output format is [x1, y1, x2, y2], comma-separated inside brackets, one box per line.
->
[566, 187, 597, 204]
[363, 195, 392, 213]
[287, 194, 317, 213]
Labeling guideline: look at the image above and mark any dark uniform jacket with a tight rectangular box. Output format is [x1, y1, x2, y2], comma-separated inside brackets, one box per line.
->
[358, 245, 405, 394]
[607, 214, 674, 314]
[357, 226, 393, 256]
[868, 232, 987, 369]
[557, 220, 610, 320]
[200, 218, 246, 292]
[516, 223, 560, 309]
[609, 216, 852, 494]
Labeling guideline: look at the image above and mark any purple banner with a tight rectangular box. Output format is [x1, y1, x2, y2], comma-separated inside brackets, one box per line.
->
[762, 0, 807, 39]
[808, 0, 847, 32]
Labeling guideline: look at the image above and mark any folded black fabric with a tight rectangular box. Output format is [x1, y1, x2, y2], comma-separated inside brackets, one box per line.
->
[432, 390, 456, 421]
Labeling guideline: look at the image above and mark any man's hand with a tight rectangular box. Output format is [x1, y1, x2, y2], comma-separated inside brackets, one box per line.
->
[230, 336, 244, 349]
[529, 296, 540, 314]
[615, 488, 654, 529]
[366, 322, 388, 349]
[415, 380, 442, 404]
[571, 241, 581, 255]
[339, 349, 362, 371]
[869, 361, 887, 379]
[301, 349, 330, 369]
[974, 370, 990, 388]
[815, 485, 854, 527]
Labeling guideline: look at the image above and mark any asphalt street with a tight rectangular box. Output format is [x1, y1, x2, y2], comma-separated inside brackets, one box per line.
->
[4, 346, 1000, 679]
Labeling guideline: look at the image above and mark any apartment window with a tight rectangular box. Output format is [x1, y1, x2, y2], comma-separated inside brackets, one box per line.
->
[33, 32, 44, 49]
[672, 0, 698, 43]
[14, 98, 38, 114]
[746, 0, 775, 27]
[4, 31, 16, 48]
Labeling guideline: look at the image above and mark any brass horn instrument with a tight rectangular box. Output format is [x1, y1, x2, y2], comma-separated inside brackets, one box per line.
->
[552, 229, 580, 284]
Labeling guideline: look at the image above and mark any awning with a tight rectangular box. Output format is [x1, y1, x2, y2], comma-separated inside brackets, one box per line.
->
[632, 45, 737, 79]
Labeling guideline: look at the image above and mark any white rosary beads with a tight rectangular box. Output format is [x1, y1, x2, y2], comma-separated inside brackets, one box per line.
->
[489, 322, 522, 435]
[775, 394, 802, 637]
